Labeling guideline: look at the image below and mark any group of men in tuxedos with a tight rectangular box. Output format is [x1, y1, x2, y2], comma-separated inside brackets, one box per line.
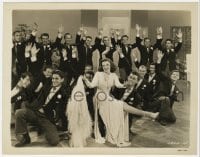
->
[11, 23, 183, 147]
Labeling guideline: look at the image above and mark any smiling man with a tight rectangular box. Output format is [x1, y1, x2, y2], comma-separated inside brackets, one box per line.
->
[14, 70, 70, 147]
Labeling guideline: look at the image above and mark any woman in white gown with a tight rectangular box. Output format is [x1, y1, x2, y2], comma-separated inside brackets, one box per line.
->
[83, 58, 158, 147]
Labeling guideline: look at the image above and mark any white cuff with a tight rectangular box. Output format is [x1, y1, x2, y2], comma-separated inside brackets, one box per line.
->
[178, 39, 182, 43]
[25, 52, 30, 58]
[64, 57, 68, 61]
[120, 54, 124, 58]
[72, 53, 77, 58]
[31, 31, 37, 36]
[57, 33, 62, 38]
[157, 35, 163, 39]
[77, 31, 81, 35]
[31, 56, 37, 62]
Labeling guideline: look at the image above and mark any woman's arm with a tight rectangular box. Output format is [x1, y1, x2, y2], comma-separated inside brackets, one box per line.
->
[114, 73, 126, 88]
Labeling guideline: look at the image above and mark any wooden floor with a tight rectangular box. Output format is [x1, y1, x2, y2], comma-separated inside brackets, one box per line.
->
[11, 80, 190, 148]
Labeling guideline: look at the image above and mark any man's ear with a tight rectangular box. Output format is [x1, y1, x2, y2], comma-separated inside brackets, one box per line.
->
[61, 78, 64, 83]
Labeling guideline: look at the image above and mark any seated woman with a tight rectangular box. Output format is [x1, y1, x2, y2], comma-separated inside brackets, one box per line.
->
[82, 58, 159, 147]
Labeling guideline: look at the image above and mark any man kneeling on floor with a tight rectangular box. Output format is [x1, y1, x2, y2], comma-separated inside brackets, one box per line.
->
[14, 70, 70, 147]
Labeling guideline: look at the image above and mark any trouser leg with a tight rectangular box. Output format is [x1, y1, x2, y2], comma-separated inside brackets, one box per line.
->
[37, 113, 59, 146]
[15, 108, 38, 135]
[159, 97, 176, 123]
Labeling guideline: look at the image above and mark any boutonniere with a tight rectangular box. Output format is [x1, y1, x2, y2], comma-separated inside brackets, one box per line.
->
[47, 45, 50, 48]
[57, 94, 62, 99]
[130, 97, 134, 101]
[171, 49, 174, 52]
[18, 42, 21, 45]
[86, 91, 89, 95]
[150, 47, 153, 50]
[153, 79, 156, 84]
[17, 96, 22, 100]
[143, 84, 147, 88]
[176, 91, 179, 94]
[129, 45, 132, 48]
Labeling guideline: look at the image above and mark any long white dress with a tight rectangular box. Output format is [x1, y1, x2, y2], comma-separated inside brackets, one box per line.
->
[88, 72, 129, 145]
[67, 76, 92, 147]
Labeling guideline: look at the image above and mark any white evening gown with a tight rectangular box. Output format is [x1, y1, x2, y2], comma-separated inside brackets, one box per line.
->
[89, 72, 129, 145]
[66, 76, 92, 147]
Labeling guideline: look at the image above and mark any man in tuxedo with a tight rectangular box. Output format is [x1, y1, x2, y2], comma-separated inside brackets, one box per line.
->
[94, 29, 116, 61]
[142, 63, 161, 110]
[153, 27, 183, 75]
[135, 65, 149, 108]
[134, 24, 162, 67]
[116, 35, 133, 81]
[14, 70, 70, 147]
[12, 31, 29, 88]
[112, 71, 142, 130]
[11, 72, 34, 112]
[143, 53, 180, 125]
[33, 65, 53, 95]
[26, 25, 64, 77]
[75, 29, 95, 75]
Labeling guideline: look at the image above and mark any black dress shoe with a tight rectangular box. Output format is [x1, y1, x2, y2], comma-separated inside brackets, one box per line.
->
[15, 133, 31, 147]
[159, 120, 168, 126]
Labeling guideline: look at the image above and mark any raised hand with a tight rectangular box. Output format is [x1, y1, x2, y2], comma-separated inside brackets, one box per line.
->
[142, 29, 147, 38]
[58, 24, 64, 33]
[33, 22, 38, 31]
[115, 29, 120, 36]
[61, 48, 67, 59]
[110, 29, 115, 37]
[156, 26, 163, 35]
[157, 50, 164, 63]
[25, 43, 32, 53]
[77, 26, 84, 35]
[83, 28, 87, 36]
[136, 24, 141, 32]
[176, 28, 183, 39]
[99, 28, 103, 35]
[31, 22, 38, 35]
[31, 44, 40, 57]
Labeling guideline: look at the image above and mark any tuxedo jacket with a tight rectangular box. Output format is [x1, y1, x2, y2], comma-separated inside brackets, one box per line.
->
[151, 63, 180, 102]
[26, 83, 70, 124]
[12, 35, 36, 76]
[112, 85, 142, 107]
[76, 34, 95, 74]
[154, 38, 182, 71]
[11, 86, 35, 111]
[94, 37, 116, 60]
[12, 42, 27, 76]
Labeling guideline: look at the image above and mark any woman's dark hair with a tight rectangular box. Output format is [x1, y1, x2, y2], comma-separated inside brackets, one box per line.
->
[98, 58, 117, 72]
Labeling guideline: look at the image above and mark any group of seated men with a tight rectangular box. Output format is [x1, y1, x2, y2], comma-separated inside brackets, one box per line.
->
[11, 23, 183, 147]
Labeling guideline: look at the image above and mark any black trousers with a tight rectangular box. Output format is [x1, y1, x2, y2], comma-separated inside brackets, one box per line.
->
[15, 108, 59, 146]
[146, 97, 176, 123]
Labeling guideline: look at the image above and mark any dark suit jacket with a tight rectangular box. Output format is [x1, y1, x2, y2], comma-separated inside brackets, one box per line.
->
[94, 37, 116, 60]
[26, 84, 70, 124]
[112, 85, 142, 108]
[11, 86, 35, 111]
[76, 34, 95, 74]
[12, 42, 27, 76]
[151, 63, 180, 103]
[155, 38, 182, 71]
